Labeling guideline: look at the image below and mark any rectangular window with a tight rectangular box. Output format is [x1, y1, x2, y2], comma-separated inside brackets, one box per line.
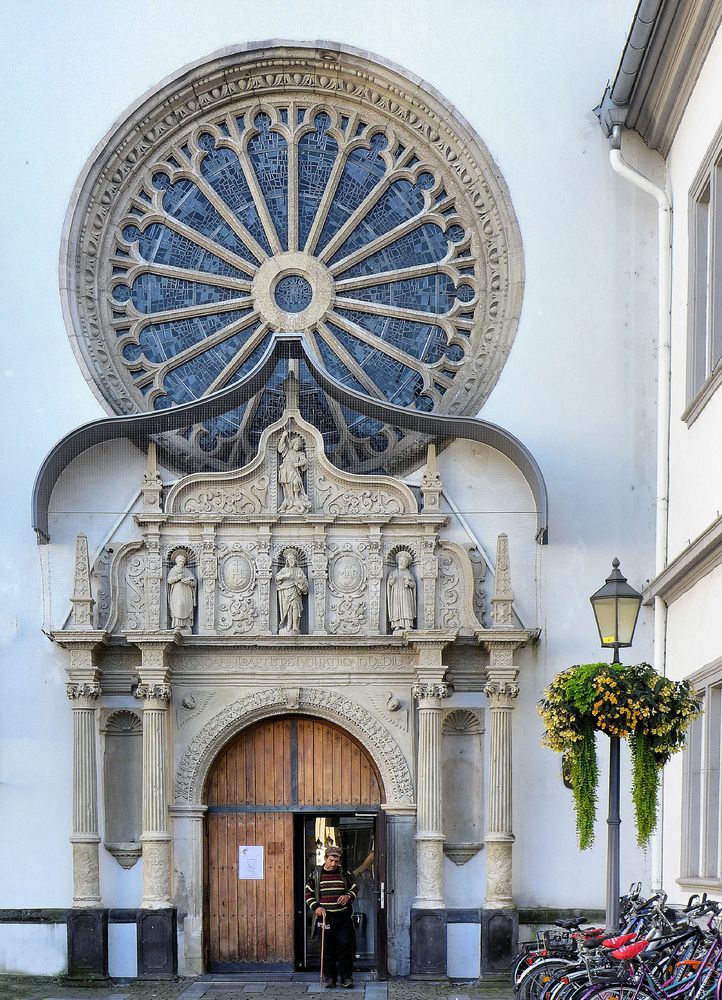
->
[681, 672, 722, 886]
[686, 133, 722, 416]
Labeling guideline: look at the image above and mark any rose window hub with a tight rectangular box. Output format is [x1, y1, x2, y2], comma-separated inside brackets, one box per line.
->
[252, 251, 334, 332]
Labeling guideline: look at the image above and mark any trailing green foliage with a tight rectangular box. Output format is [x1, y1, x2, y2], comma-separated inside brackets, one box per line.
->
[569, 729, 598, 850]
[539, 663, 701, 849]
[630, 731, 659, 848]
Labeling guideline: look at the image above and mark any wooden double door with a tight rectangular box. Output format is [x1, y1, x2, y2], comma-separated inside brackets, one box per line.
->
[205, 715, 385, 973]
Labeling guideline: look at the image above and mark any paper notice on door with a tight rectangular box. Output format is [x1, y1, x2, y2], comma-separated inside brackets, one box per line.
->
[238, 845, 264, 879]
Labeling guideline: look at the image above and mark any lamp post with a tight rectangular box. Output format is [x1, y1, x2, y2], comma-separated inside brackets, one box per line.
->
[589, 558, 642, 932]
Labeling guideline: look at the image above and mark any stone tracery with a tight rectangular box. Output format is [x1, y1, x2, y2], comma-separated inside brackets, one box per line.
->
[61, 43, 524, 474]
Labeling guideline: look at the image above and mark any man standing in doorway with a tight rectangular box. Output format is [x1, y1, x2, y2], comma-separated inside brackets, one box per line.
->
[305, 845, 358, 989]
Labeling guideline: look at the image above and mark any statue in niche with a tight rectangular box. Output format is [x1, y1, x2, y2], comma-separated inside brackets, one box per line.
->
[278, 430, 312, 513]
[276, 549, 309, 635]
[167, 552, 197, 631]
[386, 551, 417, 633]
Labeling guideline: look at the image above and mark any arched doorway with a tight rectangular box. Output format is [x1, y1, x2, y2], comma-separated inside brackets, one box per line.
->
[205, 715, 385, 973]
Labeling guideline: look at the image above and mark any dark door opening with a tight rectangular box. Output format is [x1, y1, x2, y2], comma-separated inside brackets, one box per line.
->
[294, 811, 385, 975]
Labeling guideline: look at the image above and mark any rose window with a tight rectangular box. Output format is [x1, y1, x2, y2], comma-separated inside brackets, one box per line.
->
[63, 46, 522, 472]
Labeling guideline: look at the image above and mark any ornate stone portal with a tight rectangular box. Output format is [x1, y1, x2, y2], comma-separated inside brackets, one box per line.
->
[52, 384, 534, 978]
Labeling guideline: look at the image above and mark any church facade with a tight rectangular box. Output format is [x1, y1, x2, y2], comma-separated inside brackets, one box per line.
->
[4, 0, 718, 983]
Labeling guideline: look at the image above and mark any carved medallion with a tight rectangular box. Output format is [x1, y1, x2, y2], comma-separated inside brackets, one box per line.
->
[329, 552, 366, 597]
[220, 553, 255, 595]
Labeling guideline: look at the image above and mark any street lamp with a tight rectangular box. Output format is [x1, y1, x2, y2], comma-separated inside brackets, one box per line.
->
[590, 558, 642, 665]
[589, 558, 642, 932]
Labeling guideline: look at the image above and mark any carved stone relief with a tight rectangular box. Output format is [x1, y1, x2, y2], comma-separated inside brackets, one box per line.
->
[275, 548, 309, 635]
[167, 551, 197, 632]
[90, 405, 493, 644]
[387, 551, 417, 633]
[174, 687, 414, 806]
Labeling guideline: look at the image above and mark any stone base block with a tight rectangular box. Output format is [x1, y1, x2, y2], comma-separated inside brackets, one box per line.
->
[137, 908, 177, 977]
[410, 908, 447, 977]
[67, 908, 108, 978]
[481, 908, 518, 974]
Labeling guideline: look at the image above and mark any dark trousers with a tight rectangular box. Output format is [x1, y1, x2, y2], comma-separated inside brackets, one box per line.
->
[323, 910, 356, 982]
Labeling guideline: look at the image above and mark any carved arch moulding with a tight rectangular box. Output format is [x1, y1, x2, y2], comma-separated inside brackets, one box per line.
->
[60, 40, 524, 476]
[173, 686, 414, 807]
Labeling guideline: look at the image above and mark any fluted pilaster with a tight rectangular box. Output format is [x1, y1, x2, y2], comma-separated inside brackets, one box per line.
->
[412, 681, 450, 908]
[67, 681, 102, 906]
[483, 640, 520, 909]
[135, 680, 172, 908]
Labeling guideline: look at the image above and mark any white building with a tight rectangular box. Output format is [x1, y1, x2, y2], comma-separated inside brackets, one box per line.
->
[4, 0, 714, 983]
[606, 1, 722, 908]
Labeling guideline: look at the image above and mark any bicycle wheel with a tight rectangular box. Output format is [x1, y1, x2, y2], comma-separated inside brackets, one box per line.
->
[578, 983, 655, 1000]
[519, 958, 577, 1000]
[547, 969, 594, 1000]
[513, 949, 542, 989]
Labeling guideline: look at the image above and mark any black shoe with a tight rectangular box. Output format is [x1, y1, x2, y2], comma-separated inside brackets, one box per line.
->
[324, 979, 337, 989]
[340, 980, 354, 989]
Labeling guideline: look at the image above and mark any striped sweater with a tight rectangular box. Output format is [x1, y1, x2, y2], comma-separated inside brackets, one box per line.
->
[305, 865, 358, 914]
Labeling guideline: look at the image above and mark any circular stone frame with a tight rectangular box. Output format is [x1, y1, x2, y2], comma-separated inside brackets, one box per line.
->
[60, 40, 524, 466]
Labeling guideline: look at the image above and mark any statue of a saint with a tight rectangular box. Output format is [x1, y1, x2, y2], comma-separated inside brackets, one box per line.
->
[278, 430, 312, 513]
[386, 551, 417, 633]
[276, 549, 309, 635]
[167, 552, 197, 630]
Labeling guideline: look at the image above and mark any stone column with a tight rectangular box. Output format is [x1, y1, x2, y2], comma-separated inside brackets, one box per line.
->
[53, 629, 109, 979]
[484, 677, 519, 907]
[131, 634, 179, 977]
[136, 681, 172, 907]
[482, 640, 521, 973]
[411, 678, 450, 976]
[67, 678, 103, 906]
[413, 680, 450, 907]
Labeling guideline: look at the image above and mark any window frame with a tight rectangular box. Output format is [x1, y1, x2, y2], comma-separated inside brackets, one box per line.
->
[679, 658, 722, 890]
[683, 122, 722, 426]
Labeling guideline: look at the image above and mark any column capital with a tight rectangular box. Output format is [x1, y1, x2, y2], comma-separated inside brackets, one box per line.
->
[483, 680, 520, 708]
[134, 682, 172, 703]
[412, 681, 452, 705]
[66, 681, 102, 705]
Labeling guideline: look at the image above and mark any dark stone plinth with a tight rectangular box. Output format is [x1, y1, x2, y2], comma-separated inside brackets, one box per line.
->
[66, 908, 108, 978]
[137, 908, 177, 977]
[481, 907, 518, 973]
[410, 907, 447, 977]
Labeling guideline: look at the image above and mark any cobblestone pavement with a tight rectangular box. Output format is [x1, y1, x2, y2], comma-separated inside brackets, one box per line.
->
[0, 977, 513, 1000]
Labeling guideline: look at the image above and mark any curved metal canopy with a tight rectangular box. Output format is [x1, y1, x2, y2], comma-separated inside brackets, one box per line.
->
[32, 333, 548, 544]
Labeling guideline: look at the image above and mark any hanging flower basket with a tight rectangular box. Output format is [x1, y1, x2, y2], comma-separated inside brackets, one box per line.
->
[538, 662, 701, 850]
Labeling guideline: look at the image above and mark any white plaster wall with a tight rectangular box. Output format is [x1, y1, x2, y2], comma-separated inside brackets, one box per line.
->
[447, 923, 481, 979]
[108, 923, 138, 978]
[666, 22, 722, 559]
[0, 924, 67, 976]
[0, 0, 656, 937]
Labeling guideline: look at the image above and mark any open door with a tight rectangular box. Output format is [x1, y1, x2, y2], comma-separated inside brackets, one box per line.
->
[295, 811, 386, 977]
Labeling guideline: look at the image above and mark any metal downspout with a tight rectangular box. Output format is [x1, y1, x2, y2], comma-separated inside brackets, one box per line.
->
[608, 124, 672, 891]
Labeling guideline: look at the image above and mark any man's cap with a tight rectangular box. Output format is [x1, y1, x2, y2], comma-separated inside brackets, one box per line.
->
[325, 846, 342, 856]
